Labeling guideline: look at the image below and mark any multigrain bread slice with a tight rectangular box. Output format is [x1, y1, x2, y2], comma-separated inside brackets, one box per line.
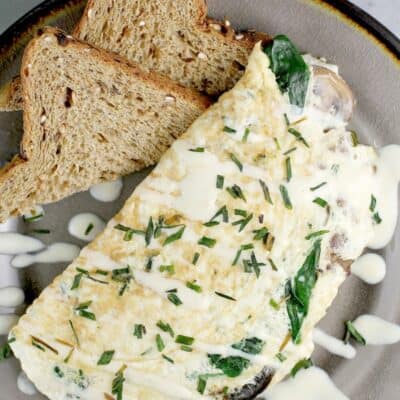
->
[75, 0, 270, 97]
[0, 0, 269, 112]
[0, 27, 209, 222]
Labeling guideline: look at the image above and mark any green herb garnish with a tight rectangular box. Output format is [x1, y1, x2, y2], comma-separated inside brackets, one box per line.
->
[279, 184, 292, 209]
[310, 182, 327, 191]
[114, 224, 145, 241]
[167, 292, 183, 306]
[285, 157, 292, 182]
[313, 197, 328, 208]
[223, 126, 236, 133]
[268, 258, 278, 271]
[175, 335, 194, 345]
[159, 264, 175, 275]
[372, 212, 382, 224]
[0, 338, 15, 361]
[344, 321, 366, 345]
[230, 153, 243, 172]
[215, 291, 236, 301]
[23, 213, 44, 222]
[156, 334, 165, 351]
[274, 137, 281, 150]
[275, 352, 287, 362]
[269, 298, 280, 310]
[180, 345, 193, 352]
[162, 354, 174, 363]
[68, 320, 80, 347]
[242, 127, 250, 142]
[133, 324, 146, 339]
[232, 243, 254, 266]
[288, 128, 309, 148]
[263, 35, 310, 108]
[208, 354, 250, 378]
[192, 252, 200, 265]
[351, 131, 359, 146]
[156, 321, 174, 337]
[231, 337, 264, 355]
[71, 273, 83, 290]
[283, 147, 297, 156]
[305, 230, 329, 240]
[198, 236, 217, 248]
[370, 194, 377, 212]
[290, 358, 313, 377]
[204, 205, 228, 227]
[197, 376, 207, 394]
[259, 180, 273, 204]
[232, 210, 253, 232]
[186, 280, 202, 293]
[163, 226, 185, 246]
[189, 147, 205, 152]
[243, 251, 266, 278]
[97, 350, 115, 365]
[216, 175, 224, 189]
[286, 240, 321, 343]
[226, 184, 246, 201]
[85, 223, 94, 236]
[111, 367, 125, 400]
[75, 301, 96, 321]
[145, 217, 154, 246]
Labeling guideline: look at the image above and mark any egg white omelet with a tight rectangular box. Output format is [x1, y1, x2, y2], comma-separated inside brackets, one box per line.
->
[10, 42, 381, 399]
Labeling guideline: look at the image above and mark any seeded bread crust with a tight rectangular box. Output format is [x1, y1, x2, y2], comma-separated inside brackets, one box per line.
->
[0, 27, 210, 222]
[74, 0, 270, 97]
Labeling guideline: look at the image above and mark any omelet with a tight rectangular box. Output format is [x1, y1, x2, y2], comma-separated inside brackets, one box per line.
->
[10, 39, 382, 399]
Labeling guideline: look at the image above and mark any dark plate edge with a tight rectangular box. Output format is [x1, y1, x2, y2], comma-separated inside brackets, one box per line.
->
[320, 0, 400, 60]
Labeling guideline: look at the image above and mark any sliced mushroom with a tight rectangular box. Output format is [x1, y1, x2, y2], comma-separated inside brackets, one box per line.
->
[311, 65, 355, 121]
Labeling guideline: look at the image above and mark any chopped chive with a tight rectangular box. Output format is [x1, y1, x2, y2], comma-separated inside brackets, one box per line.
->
[372, 212, 382, 224]
[189, 147, 205, 152]
[204, 205, 229, 227]
[31, 336, 58, 354]
[198, 236, 217, 248]
[145, 257, 153, 272]
[275, 352, 287, 362]
[288, 128, 309, 148]
[252, 227, 269, 242]
[283, 147, 297, 156]
[269, 298, 280, 310]
[78, 310, 96, 321]
[159, 264, 175, 275]
[259, 180, 273, 204]
[229, 153, 243, 172]
[369, 194, 377, 212]
[350, 131, 359, 146]
[310, 182, 327, 191]
[23, 213, 44, 223]
[167, 292, 183, 306]
[215, 291, 236, 301]
[273, 137, 281, 150]
[285, 157, 292, 182]
[163, 226, 185, 246]
[279, 185, 292, 209]
[145, 217, 154, 246]
[85, 223, 94, 236]
[186, 281, 202, 293]
[223, 126, 236, 133]
[232, 212, 253, 232]
[197, 376, 207, 394]
[344, 321, 366, 345]
[242, 127, 250, 143]
[180, 345, 193, 352]
[97, 350, 115, 365]
[156, 321, 175, 337]
[162, 354, 174, 364]
[313, 197, 328, 208]
[226, 184, 246, 201]
[95, 269, 109, 276]
[114, 224, 145, 241]
[305, 230, 329, 240]
[31, 339, 45, 352]
[71, 273, 83, 290]
[216, 174, 224, 189]
[140, 347, 152, 356]
[175, 335, 194, 345]
[68, 320, 80, 347]
[192, 252, 200, 265]
[75, 300, 92, 310]
[156, 334, 165, 352]
[133, 324, 146, 339]
[243, 251, 266, 278]
[284, 113, 290, 126]
[31, 229, 50, 234]
[232, 243, 254, 266]
[268, 258, 278, 271]
[290, 358, 313, 377]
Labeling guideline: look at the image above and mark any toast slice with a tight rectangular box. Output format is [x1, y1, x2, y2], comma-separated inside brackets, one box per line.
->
[0, 76, 23, 111]
[75, 0, 269, 96]
[0, 27, 209, 222]
[0, 0, 268, 111]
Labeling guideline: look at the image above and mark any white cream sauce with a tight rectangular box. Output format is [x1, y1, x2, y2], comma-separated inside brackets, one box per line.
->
[0, 286, 24, 308]
[0, 233, 44, 255]
[0, 314, 19, 334]
[80, 248, 120, 269]
[368, 145, 400, 249]
[11, 243, 80, 268]
[351, 253, 386, 284]
[68, 213, 106, 242]
[17, 371, 37, 396]
[353, 314, 400, 345]
[313, 328, 356, 359]
[89, 178, 123, 202]
[262, 367, 349, 400]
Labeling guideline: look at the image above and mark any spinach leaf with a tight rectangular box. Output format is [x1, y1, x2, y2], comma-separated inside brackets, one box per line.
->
[208, 354, 250, 378]
[290, 358, 313, 377]
[231, 337, 265, 355]
[263, 35, 310, 108]
[286, 240, 321, 343]
[0, 338, 14, 361]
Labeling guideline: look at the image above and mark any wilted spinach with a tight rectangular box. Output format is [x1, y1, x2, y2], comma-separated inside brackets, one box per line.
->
[263, 35, 310, 108]
[231, 337, 265, 355]
[208, 354, 250, 378]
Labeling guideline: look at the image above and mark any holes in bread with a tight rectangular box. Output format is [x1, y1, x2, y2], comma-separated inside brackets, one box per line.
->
[64, 87, 73, 108]
[232, 60, 246, 71]
[56, 145, 61, 155]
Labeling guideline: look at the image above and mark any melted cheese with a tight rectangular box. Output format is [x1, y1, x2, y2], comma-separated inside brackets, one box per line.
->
[9, 43, 397, 399]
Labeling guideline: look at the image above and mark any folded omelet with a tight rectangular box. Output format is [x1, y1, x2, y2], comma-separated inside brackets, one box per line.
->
[10, 40, 380, 399]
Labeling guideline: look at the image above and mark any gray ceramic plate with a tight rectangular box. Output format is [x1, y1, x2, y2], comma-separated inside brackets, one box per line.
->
[0, 0, 399, 399]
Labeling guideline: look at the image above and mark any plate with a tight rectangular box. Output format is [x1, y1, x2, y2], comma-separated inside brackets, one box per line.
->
[0, 0, 399, 399]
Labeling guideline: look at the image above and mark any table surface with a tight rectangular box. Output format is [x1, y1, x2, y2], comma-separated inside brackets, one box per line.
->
[0, 0, 398, 37]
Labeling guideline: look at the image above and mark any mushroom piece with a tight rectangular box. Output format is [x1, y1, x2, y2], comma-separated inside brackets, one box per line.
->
[311, 65, 355, 121]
